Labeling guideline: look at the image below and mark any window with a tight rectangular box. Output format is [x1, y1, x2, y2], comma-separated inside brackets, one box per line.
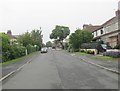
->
[101, 29, 103, 34]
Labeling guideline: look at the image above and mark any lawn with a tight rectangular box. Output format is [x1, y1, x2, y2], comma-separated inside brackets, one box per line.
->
[75, 52, 118, 61]
[91, 55, 119, 61]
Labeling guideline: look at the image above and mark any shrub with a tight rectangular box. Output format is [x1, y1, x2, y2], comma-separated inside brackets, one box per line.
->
[114, 44, 120, 49]
[74, 49, 79, 52]
[103, 51, 120, 58]
[80, 49, 85, 52]
[86, 50, 94, 54]
[26, 44, 36, 54]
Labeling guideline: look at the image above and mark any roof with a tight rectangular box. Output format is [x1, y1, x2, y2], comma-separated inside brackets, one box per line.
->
[83, 24, 101, 32]
[92, 10, 120, 32]
[92, 16, 118, 32]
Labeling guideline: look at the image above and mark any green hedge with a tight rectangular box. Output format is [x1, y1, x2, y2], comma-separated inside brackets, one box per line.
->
[2, 44, 26, 62]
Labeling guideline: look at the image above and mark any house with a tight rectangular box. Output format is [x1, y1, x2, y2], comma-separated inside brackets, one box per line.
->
[83, 24, 101, 32]
[92, 10, 120, 48]
[7, 30, 18, 45]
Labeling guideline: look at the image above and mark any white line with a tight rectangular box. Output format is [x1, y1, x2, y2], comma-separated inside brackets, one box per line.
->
[0, 71, 15, 82]
[0, 60, 32, 82]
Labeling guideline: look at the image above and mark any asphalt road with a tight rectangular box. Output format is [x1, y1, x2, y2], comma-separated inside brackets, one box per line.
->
[2, 49, 118, 89]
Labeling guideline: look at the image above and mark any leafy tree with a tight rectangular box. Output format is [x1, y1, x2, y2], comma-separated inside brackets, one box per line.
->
[0, 33, 10, 61]
[69, 29, 93, 50]
[31, 29, 43, 50]
[50, 25, 70, 48]
[17, 32, 32, 47]
[46, 41, 52, 47]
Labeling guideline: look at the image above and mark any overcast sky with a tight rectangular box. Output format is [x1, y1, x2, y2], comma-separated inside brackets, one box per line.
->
[0, 0, 119, 43]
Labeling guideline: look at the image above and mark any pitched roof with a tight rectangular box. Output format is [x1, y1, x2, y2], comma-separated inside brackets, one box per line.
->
[83, 24, 101, 32]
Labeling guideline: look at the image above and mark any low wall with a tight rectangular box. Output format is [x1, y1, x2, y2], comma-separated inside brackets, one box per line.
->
[107, 49, 120, 52]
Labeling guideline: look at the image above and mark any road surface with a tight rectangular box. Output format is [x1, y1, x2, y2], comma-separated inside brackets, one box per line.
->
[2, 49, 118, 89]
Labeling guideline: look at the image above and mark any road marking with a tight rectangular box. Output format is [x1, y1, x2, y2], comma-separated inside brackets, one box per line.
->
[0, 60, 32, 82]
[0, 52, 40, 82]
[0, 71, 15, 82]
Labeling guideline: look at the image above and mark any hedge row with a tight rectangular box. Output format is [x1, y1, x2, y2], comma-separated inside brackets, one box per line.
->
[2, 44, 39, 62]
[2, 44, 26, 62]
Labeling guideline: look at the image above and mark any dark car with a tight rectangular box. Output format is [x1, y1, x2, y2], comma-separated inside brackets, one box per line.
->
[41, 47, 48, 53]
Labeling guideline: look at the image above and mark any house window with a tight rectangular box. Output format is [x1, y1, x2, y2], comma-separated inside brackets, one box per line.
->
[101, 29, 103, 34]
[96, 31, 97, 36]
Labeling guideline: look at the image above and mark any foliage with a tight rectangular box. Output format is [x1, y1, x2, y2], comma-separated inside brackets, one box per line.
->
[81, 42, 98, 49]
[103, 51, 120, 58]
[64, 42, 69, 50]
[0, 33, 10, 62]
[26, 44, 36, 54]
[69, 29, 93, 50]
[114, 44, 120, 49]
[50, 25, 70, 49]
[17, 32, 32, 47]
[50, 25, 70, 41]
[9, 44, 26, 60]
[80, 49, 94, 54]
[31, 29, 43, 50]
[46, 41, 52, 47]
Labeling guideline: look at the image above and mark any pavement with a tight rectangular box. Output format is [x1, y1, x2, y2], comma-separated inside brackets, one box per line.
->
[2, 49, 118, 89]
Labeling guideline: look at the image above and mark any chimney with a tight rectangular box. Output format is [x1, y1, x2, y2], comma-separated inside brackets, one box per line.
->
[7, 30, 12, 35]
[115, 10, 120, 16]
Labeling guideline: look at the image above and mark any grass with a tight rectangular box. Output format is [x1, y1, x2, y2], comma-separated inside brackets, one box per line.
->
[91, 55, 119, 61]
[75, 52, 89, 56]
[75, 52, 118, 61]
[0, 52, 38, 66]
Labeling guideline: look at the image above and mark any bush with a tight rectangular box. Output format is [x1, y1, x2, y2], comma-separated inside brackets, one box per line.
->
[103, 51, 120, 58]
[2, 44, 26, 62]
[86, 50, 94, 54]
[80, 49, 85, 52]
[114, 44, 120, 49]
[81, 43, 98, 49]
[74, 49, 79, 52]
[9, 44, 26, 60]
[26, 44, 36, 54]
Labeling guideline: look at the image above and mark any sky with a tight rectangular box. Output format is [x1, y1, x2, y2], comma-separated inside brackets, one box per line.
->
[0, 0, 119, 43]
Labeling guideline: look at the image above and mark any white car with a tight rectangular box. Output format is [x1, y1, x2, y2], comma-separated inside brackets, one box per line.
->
[41, 47, 48, 53]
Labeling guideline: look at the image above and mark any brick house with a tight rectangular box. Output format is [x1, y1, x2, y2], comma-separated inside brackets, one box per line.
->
[92, 10, 120, 48]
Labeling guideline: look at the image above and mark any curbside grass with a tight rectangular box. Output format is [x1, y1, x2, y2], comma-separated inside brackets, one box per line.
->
[0, 52, 39, 66]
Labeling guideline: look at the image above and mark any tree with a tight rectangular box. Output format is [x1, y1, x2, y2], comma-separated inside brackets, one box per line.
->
[31, 28, 43, 50]
[0, 33, 10, 61]
[17, 32, 32, 47]
[69, 29, 93, 50]
[46, 41, 52, 47]
[50, 25, 70, 48]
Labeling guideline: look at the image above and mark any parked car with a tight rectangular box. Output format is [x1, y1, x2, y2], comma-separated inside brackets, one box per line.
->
[41, 47, 48, 53]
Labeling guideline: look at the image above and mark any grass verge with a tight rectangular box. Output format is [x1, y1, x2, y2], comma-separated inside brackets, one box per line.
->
[91, 55, 118, 61]
[75, 52, 118, 61]
[0, 52, 38, 66]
